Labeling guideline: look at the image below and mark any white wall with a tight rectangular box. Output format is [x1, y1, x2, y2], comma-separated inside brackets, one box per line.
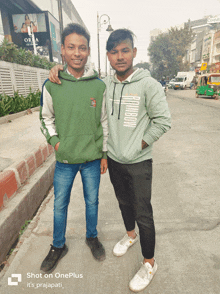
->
[0, 61, 49, 96]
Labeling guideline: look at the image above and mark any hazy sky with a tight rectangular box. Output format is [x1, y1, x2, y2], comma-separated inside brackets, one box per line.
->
[71, 0, 220, 71]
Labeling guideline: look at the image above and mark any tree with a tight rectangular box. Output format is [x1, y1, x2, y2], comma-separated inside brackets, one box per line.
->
[148, 23, 193, 80]
[134, 62, 151, 71]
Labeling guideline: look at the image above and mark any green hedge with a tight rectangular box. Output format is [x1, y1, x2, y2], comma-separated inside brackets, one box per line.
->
[0, 90, 41, 117]
[0, 38, 56, 70]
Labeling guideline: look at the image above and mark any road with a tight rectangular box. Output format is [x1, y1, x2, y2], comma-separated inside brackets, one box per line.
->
[154, 88, 220, 223]
[151, 88, 220, 293]
[0, 88, 220, 294]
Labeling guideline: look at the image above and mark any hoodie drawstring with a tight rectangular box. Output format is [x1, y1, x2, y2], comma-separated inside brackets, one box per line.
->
[111, 83, 116, 115]
[118, 84, 126, 120]
[111, 83, 126, 119]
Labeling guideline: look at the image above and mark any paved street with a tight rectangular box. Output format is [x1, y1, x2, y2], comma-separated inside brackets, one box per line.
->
[0, 89, 220, 294]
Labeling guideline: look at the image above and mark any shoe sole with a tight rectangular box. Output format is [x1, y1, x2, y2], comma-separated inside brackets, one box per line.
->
[113, 237, 139, 257]
[129, 264, 158, 293]
[40, 246, 69, 274]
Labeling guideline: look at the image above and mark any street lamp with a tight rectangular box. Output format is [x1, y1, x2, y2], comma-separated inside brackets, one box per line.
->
[97, 13, 113, 78]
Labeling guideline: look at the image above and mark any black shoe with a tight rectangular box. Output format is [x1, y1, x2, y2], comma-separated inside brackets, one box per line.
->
[86, 237, 106, 261]
[40, 244, 68, 273]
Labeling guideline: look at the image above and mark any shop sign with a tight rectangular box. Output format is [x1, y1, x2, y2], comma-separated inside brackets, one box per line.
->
[210, 62, 220, 73]
[207, 15, 220, 24]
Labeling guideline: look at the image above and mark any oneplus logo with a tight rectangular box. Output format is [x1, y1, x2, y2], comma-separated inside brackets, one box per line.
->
[8, 274, 22, 286]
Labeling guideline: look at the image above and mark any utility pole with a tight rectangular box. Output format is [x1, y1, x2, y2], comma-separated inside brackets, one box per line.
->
[57, 0, 64, 64]
[57, 0, 63, 39]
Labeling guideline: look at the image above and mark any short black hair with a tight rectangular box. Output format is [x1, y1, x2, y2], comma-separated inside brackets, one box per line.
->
[62, 23, 90, 46]
[106, 29, 135, 52]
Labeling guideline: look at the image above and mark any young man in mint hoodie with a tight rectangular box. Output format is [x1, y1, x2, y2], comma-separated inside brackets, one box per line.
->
[48, 28, 171, 292]
[105, 29, 171, 292]
[40, 23, 108, 273]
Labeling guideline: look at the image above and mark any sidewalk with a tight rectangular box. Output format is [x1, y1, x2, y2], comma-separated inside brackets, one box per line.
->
[0, 110, 55, 264]
[0, 109, 49, 172]
[0, 93, 220, 294]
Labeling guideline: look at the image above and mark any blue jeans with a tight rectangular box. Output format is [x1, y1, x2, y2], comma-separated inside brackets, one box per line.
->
[53, 160, 101, 248]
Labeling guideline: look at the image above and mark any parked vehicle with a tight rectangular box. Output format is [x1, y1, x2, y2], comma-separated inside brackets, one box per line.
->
[173, 71, 195, 90]
[196, 73, 220, 99]
[168, 78, 176, 89]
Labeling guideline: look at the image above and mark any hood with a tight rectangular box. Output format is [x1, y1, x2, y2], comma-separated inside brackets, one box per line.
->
[59, 67, 99, 82]
[110, 68, 151, 84]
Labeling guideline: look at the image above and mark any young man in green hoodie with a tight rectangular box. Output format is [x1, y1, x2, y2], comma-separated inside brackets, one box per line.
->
[48, 28, 171, 292]
[40, 23, 108, 273]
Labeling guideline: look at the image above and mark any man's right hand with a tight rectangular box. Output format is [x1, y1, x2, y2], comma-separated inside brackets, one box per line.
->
[49, 65, 64, 84]
[55, 142, 60, 151]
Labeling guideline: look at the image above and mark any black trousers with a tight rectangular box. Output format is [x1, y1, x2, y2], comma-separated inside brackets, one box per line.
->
[108, 156, 155, 259]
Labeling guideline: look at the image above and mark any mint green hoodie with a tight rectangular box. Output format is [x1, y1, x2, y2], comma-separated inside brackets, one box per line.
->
[104, 68, 171, 164]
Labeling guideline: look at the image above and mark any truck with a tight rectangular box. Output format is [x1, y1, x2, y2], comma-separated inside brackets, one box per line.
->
[173, 71, 195, 90]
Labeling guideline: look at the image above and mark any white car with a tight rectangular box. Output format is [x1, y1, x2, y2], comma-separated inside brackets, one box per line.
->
[168, 79, 176, 88]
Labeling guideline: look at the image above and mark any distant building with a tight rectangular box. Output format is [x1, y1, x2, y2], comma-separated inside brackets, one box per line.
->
[212, 30, 220, 64]
[150, 15, 220, 73]
[0, 0, 88, 63]
[188, 15, 220, 71]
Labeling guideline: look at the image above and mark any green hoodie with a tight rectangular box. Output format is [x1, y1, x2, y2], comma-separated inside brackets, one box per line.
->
[40, 69, 107, 164]
[104, 68, 171, 164]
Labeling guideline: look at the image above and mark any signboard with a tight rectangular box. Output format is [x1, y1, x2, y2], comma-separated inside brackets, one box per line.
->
[214, 30, 220, 44]
[210, 62, 220, 73]
[207, 15, 220, 24]
[48, 13, 61, 63]
[200, 63, 207, 71]
[12, 14, 47, 34]
[12, 13, 50, 60]
[11, 12, 61, 63]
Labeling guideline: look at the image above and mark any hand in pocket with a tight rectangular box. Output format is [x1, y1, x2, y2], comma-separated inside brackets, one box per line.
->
[55, 142, 60, 151]
[142, 140, 148, 150]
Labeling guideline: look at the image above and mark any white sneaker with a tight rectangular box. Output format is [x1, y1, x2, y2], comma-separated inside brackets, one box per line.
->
[113, 233, 139, 257]
[129, 260, 157, 292]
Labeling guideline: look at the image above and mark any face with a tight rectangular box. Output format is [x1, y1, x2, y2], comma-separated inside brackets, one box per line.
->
[107, 39, 137, 78]
[61, 33, 90, 74]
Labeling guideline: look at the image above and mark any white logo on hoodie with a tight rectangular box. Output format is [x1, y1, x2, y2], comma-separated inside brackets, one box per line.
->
[123, 96, 140, 128]
[110, 95, 140, 128]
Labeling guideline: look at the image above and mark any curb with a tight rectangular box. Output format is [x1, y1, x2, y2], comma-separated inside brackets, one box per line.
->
[0, 106, 40, 125]
[0, 187, 55, 278]
[0, 155, 56, 265]
[0, 143, 54, 209]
